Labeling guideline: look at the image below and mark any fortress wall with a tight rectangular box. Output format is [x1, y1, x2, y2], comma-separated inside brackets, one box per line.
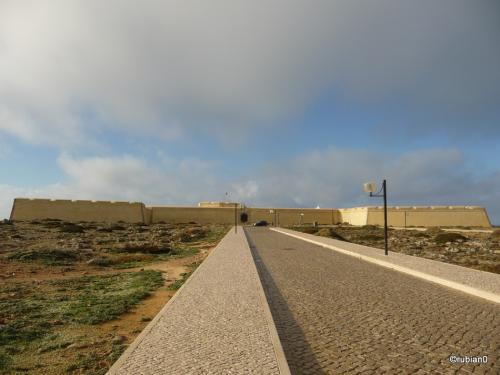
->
[10, 198, 145, 223]
[365, 206, 492, 228]
[151, 206, 338, 226]
[247, 208, 337, 226]
[150, 206, 238, 224]
[142, 206, 153, 225]
[338, 207, 369, 226]
[9, 198, 492, 227]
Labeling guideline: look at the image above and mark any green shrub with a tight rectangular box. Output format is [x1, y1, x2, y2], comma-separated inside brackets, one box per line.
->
[118, 243, 171, 254]
[109, 224, 126, 231]
[315, 228, 349, 241]
[86, 257, 113, 267]
[0, 352, 12, 371]
[434, 232, 468, 244]
[177, 227, 209, 242]
[358, 234, 384, 241]
[299, 227, 319, 234]
[60, 224, 85, 233]
[8, 249, 77, 265]
[413, 232, 430, 238]
[426, 227, 443, 235]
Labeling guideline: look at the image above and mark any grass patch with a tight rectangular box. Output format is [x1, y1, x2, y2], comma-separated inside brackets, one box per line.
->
[48, 271, 164, 324]
[0, 352, 12, 372]
[0, 270, 163, 368]
[8, 249, 77, 265]
[168, 261, 201, 291]
[113, 243, 172, 254]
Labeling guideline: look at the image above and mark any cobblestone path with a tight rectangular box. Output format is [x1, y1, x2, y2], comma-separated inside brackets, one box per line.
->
[245, 227, 500, 375]
[108, 228, 288, 375]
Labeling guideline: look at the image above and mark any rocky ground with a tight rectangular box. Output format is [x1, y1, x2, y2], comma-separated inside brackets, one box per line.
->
[0, 219, 229, 375]
[292, 225, 500, 274]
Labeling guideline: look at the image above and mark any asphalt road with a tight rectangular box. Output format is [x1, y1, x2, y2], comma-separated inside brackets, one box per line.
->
[245, 227, 500, 375]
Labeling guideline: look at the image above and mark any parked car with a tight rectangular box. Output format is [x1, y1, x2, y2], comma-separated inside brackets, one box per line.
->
[253, 220, 268, 227]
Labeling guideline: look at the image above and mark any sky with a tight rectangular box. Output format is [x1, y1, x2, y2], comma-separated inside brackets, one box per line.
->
[0, 0, 499, 223]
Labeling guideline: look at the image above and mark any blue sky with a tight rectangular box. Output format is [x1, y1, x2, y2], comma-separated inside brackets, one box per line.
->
[0, 0, 499, 223]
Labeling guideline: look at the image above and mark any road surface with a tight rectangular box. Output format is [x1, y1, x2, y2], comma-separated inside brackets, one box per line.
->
[245, 227, 499, 374]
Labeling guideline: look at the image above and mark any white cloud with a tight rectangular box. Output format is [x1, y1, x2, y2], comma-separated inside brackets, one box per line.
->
[232, 180, 259, 200]
[2, 148, 499, 224]
[0, 0, 498, 148]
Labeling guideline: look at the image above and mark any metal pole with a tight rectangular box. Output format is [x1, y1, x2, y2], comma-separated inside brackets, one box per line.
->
[383, 179, 388, 256]
[234, 203, 237, 233]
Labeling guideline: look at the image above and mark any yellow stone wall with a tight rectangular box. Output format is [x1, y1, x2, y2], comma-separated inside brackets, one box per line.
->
[149, 206, 239, 224]
[337, 207, 369, 226]
[10, 198, 145, 223]
[9, 198, 492, 227]
[247, 208, 338, 226]
[365, 206, 492, 227]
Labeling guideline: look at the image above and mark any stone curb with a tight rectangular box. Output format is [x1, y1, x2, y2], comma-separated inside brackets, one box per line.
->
[271, 228, 500, 305]
[107, 227, 291, 374]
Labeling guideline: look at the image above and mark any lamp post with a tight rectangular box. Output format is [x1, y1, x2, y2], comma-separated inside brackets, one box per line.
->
[234, 202, 237, 233]
[269, 209, 276, 226]
[226, 192, 237, 233]
[364, 180, 389, 256]
[300, 213, 304, 226]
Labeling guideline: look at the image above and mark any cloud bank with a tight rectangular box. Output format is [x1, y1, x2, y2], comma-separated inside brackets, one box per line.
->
[1, 0, 499, 147]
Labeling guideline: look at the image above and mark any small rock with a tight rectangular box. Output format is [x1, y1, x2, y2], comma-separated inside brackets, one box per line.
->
[67, 342, 89, 349]
[112, 335, 127, 344]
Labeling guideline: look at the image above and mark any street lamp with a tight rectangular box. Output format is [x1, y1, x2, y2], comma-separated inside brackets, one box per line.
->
[364, 180, 389, 256]
[300, 212, 304, 226]
[226, 192, 237, 234]
[234, 202, 238, 233]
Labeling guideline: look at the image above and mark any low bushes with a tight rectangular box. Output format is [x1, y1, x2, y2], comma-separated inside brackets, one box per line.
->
[8, 249, 78, 265]
[59, 224, 85, 233]
[434, 232, 468, 244]
[315, 228, 349, 241]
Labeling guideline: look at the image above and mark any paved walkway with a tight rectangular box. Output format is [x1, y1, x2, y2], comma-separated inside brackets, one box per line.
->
[246, 227, 500, 374]
[107, 227, 289, 375]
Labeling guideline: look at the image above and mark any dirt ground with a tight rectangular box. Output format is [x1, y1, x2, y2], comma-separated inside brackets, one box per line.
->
[0, 220, 229, 374]
[292, 224, 500, 274]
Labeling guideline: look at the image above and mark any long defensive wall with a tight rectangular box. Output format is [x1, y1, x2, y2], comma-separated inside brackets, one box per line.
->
[9, 198, 492, 228]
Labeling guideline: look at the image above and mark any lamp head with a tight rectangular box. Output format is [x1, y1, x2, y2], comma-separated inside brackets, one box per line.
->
[363, 182, 376, 193]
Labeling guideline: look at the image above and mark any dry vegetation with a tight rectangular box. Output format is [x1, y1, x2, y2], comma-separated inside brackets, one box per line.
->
[292, 225, 500, 274]
[0, 219, 229, 374]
